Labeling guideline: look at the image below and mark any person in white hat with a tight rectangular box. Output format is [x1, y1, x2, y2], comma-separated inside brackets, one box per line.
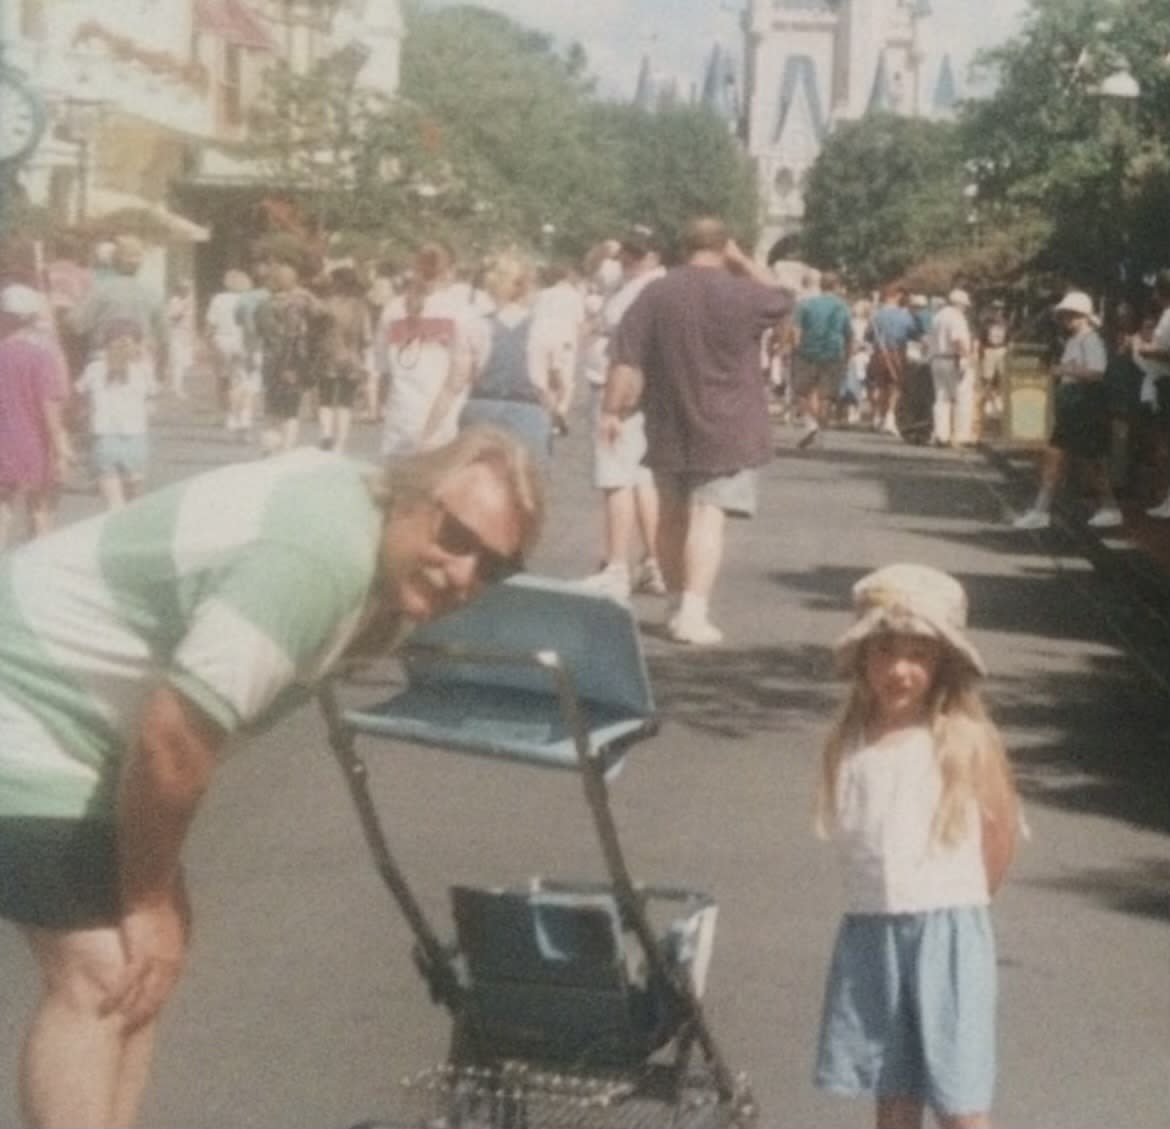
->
[927, 289, 975, 446]
[1012, 291, 1122, 530]
[813, 563, 1020, 1129]
[0, 285, 74, 548]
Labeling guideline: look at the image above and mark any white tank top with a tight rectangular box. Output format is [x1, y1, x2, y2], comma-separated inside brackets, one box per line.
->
[833, 725, 989, 914]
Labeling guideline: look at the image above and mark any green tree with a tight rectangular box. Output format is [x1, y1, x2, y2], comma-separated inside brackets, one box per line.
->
[962, 0, 1170, 297]
[799, 113, 966, 289]
[250, 2, 759, 264]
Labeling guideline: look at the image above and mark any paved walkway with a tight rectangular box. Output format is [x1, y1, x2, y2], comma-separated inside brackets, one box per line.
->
[0, 391, 1167, 1128]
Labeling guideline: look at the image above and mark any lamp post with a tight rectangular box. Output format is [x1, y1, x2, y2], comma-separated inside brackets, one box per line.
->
[1092, 65, 1141, 343]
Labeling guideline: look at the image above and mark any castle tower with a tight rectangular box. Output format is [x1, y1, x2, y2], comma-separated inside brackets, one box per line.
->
[744, 0, 940, 257]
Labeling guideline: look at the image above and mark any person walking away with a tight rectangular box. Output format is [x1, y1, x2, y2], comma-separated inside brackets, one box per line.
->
[166, 280, 196, 400]
[254, 259, 326, 453]
[0, 426, 543, 1129]
[1012, 291, 1122, 530]
[814, 563, 1020, 1129]
[977, 300, 1010, 434]
[928, 289, 974, 447]
[866, 287, 920, 437]
[0, 285, 74, 549]
[579, 226, 667, 601]
[532, 260, 586, 428]
[605, 216, 793, 645]
[76, 320, 158, 510]
[1132, 271, 1170, 517]
[363, 265, 397, 421]
[68, 235, 168, 387]
[792, 269, 852, 448]
[457, 251, 571, 467]
[377, 243, 481, 457]
[317, 266, 371, 453]
[204, 269, 250, 427]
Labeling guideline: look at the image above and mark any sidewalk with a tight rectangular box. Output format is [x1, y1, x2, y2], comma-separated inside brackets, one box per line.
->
[981, 439, 1170, 616]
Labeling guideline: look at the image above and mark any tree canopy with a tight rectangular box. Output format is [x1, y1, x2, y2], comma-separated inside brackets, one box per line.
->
[250, 2, 760, 264]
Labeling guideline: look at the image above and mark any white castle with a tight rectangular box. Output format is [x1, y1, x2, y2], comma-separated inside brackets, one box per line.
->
[684, 0, 961, 258]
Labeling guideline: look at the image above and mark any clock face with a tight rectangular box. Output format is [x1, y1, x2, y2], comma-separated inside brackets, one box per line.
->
[0, 75, 46, 165]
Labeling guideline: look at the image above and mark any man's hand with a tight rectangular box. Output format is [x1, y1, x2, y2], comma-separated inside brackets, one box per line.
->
[598, 410, 623, 447]
[104, 879, 190, 1032]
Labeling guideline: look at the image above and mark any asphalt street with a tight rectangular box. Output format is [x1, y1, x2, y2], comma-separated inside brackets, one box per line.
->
[0, 387, 1168, 1128]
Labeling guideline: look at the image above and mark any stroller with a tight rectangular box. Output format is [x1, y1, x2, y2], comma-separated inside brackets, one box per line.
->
[319, 575, 756, 1129]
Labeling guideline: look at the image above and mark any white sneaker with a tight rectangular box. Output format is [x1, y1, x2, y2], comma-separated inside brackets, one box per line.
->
[1011, 509, 1051, 531]
[797, 422, 821, 449]
[579, 565, 631, 603]
[1087, 507, 1124, 529]
[1146, 496, 1170, 519]
[668, 613, 724, 646]
[633, 557, 667, 596]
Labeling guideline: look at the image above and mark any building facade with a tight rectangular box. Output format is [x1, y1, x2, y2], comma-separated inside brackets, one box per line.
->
[737, 0, 958, 257]
[1, 0, 402, 286]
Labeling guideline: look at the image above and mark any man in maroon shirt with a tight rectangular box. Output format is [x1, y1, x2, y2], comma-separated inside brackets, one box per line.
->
[604, 217, 792, 644]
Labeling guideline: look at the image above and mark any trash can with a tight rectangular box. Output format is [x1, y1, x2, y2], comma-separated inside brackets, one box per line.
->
[1002, 341, 1053, 446]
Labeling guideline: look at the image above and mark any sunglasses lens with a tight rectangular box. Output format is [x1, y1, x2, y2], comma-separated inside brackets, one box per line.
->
[437, 510, 523, 584]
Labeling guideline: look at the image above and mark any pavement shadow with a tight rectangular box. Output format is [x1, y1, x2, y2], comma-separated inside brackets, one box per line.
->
[1023, 856, 1170, 924]
[643, 641, 838, 741]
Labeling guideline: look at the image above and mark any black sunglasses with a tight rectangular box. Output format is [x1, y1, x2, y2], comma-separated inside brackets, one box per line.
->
[435, 504, 524, 585]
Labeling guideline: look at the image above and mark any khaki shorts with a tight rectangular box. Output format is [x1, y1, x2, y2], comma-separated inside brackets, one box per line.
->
[793, 355, 847, 398]
[653, 467, 758, 518]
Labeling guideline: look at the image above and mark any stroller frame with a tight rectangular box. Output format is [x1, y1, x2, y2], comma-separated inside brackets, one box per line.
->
[318, 577, 756, 1128]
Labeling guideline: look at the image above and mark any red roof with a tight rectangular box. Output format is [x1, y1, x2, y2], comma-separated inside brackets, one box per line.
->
[194, 0, 275, 51]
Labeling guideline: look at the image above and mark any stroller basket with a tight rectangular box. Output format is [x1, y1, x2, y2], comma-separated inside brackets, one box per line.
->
[450, 881, 717, 1067]
[399, 1060, 747, 1129]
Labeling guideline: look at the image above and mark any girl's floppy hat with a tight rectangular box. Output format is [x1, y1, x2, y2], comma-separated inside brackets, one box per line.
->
[833, 562, 986, 677]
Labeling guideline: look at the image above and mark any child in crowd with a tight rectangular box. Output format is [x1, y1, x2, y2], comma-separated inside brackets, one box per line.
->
[814, 563, 1020, 1129]
[76, 319, 157, 509]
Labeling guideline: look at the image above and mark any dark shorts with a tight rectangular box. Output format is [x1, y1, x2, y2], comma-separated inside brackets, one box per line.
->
[1051, 382, 1110, 459]
[317, 374, 359, 410]
[263, 369, 307, 421]
[867, 348, 906, 391]
[0, 817, 120, 929]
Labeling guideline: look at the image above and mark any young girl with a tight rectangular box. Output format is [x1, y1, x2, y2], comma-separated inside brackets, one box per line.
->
[77, 319, 157, 509]
[814, 563, 1020, 1129]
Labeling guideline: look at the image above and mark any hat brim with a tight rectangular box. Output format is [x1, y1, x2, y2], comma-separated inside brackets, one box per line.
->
[833, 606, 986, 678]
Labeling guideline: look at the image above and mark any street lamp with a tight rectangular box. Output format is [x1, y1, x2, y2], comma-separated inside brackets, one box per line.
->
[1091, 63, 1141, 340]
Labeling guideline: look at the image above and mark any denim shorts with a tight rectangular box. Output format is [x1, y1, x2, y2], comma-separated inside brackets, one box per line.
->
[92, 433, 148, 478]
[0, 817, 120, 929]
[814, 907, 997, 1116]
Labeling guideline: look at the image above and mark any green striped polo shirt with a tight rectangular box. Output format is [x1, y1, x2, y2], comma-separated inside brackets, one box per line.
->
[0, 449, 386, 821]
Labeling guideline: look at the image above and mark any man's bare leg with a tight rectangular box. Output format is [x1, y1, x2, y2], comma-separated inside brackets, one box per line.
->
[21, 924, 159, 1128]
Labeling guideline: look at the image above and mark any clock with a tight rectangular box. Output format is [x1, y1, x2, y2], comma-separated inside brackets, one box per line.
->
[0, 69, 47, 168]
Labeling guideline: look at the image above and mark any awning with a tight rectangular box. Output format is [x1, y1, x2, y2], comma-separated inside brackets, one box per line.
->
[86, 188, 211, 243]
[194, 0, 276, 51]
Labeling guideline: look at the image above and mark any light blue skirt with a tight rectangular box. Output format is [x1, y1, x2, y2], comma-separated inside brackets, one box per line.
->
[814, 906, 997, 1116]
[459, 399, 551, 468]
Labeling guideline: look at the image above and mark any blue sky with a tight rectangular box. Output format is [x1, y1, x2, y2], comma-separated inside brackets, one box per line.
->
[430, 0, 1032, 100]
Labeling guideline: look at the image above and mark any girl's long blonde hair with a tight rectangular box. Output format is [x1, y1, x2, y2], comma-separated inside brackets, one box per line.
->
[816, 640, 1016, 848]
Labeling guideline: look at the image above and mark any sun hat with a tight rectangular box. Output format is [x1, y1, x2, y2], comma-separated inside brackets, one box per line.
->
[1053, 290, 1098, 323]
[833, 563, 986, 677]
[947, 288, 971, 308]
[1, 284, 43, 319]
